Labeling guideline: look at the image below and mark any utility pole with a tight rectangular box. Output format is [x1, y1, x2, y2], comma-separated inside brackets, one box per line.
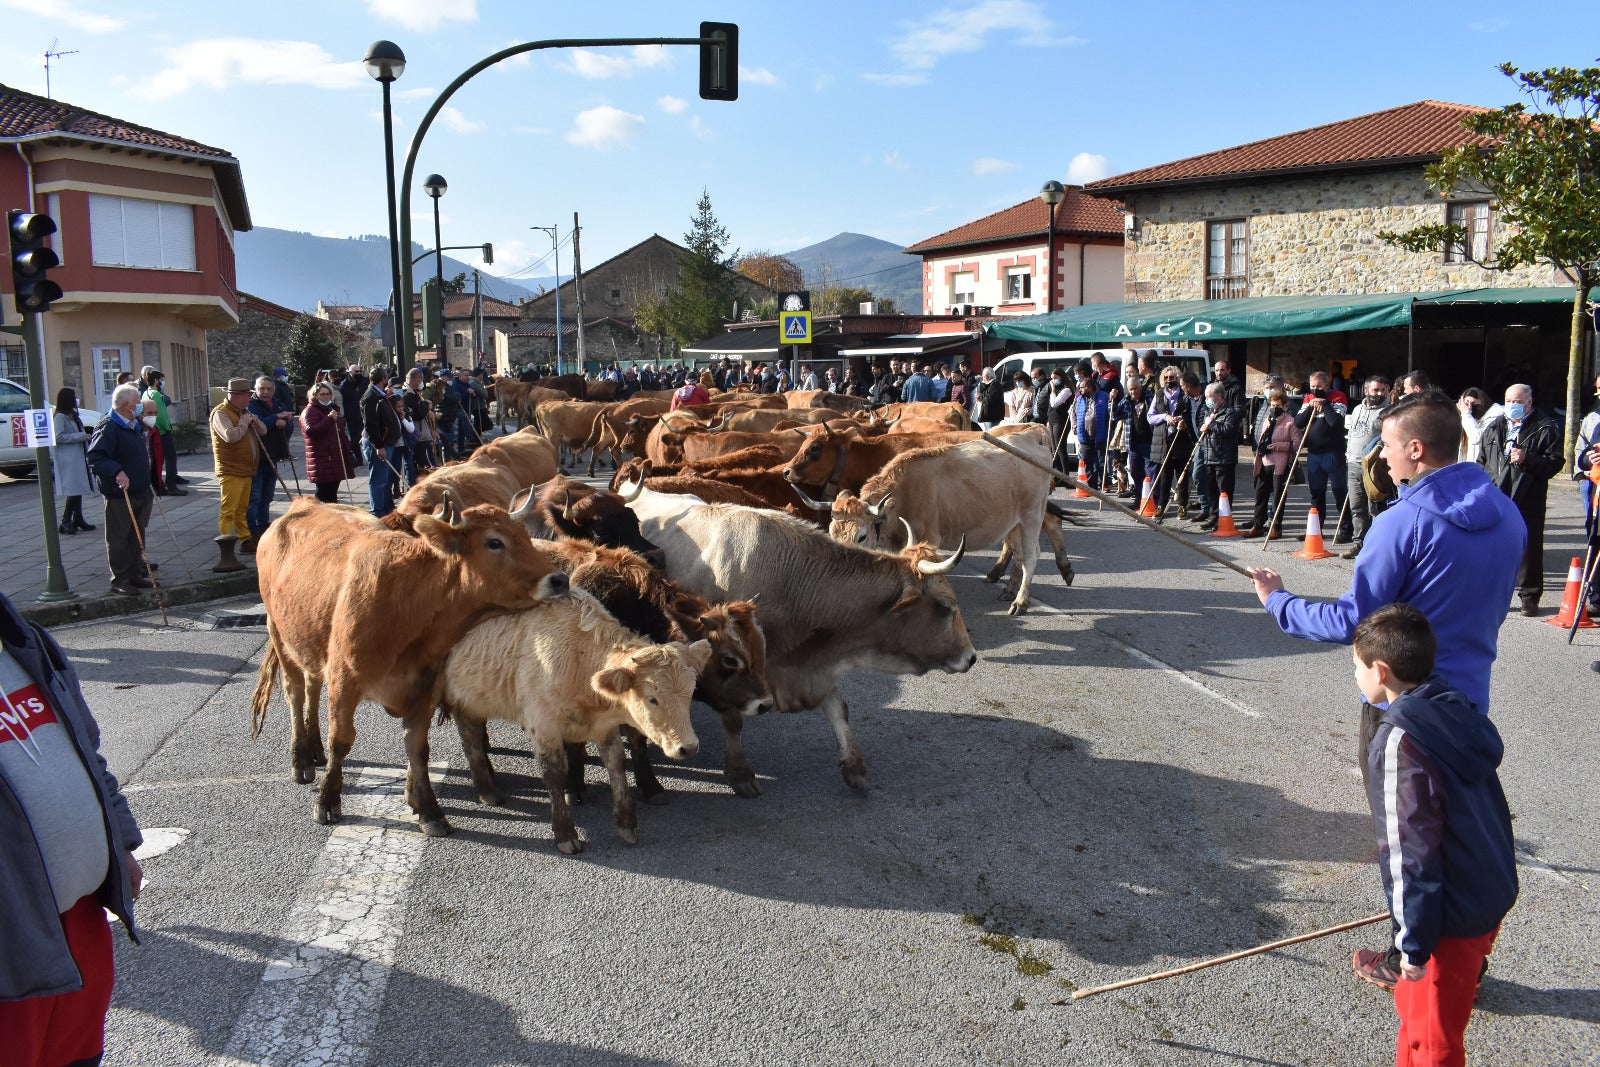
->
[472, 269, 481, 369]
[572, 211, 587, 368]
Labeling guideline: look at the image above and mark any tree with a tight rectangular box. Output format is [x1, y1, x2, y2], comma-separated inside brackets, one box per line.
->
[736, 250, 803, 292]
[1379, 61, 1600, 461]
[443, 272, 469, 294]
[659, 189, 741, 345]
[282, 314, 341, 389]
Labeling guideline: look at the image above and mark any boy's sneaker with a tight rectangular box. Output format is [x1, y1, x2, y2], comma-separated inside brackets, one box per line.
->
[1351, 949, 1400, 991]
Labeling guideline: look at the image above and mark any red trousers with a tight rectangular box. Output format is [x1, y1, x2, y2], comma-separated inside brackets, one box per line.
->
[1394, 926, 1499, 1067]
[0, 895, 113, 1067]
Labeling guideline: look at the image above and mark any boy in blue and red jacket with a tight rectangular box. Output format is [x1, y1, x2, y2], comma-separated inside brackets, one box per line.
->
[1351, 603, 1518, 1067]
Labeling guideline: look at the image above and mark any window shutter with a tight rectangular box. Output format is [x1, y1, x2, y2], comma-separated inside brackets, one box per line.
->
[89, 194, 126, 266]
[160, 203, 196, 270]
[122, 198, 162, 267]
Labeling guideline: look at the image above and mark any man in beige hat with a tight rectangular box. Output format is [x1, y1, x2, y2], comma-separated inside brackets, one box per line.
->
[210, 378, 267, 553]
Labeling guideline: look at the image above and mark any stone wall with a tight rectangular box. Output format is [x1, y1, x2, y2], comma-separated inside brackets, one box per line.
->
[206, 307, 377, 390]
[1121, 167, 1562, 302]
[519, 235, 773, 325]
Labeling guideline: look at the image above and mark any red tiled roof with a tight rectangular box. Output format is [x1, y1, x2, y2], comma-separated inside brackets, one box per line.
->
[1085, 100, 1494, 194]
[904, 186, 1123, 254]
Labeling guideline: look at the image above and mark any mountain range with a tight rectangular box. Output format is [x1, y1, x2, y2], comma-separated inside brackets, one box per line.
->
[235, 227, 922, 315]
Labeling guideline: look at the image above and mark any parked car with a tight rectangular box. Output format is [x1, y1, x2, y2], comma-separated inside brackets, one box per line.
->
[1, 377, 102, 479]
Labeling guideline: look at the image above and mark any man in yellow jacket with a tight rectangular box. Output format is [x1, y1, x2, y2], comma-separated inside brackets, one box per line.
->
[209, 378, 268, 553]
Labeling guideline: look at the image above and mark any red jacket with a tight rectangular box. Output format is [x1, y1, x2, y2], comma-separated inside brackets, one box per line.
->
[300, 401, 354, 483]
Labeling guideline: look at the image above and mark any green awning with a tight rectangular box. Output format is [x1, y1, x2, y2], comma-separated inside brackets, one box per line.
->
[983, 287, 1589, 345]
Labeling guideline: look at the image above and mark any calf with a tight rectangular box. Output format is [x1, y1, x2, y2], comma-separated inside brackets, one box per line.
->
[443, 592, 709, 853]
[533, 474, 662, 561]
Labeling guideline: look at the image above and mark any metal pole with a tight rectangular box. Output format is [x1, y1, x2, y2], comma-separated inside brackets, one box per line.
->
[14, 311, 74, 601]
[432, 197, 444, 297]
[473, 269, 481, 369]
[381, 77, 406, 376]
[552, 227, 563, 376]
[1045, 203, 1057, 314]
[572, 211, 586, 368]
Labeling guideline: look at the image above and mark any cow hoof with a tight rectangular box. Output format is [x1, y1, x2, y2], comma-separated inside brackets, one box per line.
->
[556, 837, 584, 855]
[294, 764, 315, 785]
[419, 817, 454, 838]
[312, 750, 328, 766]
[617, 827, 639, 845]
[1008, 601, 1029, 617]
[841, 766, 870, 793]
[475, 788, 504, 807]
[566, 788, 586, 805]
[730, 777, 763, 799]
[315, 802, 340, 825]
[1058, 562, 1076, 585]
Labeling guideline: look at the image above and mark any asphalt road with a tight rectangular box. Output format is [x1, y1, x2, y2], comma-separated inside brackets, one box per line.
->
[52, 483, 1600, 1066]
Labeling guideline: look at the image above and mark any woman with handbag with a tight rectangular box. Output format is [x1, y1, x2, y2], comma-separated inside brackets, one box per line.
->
[51, 387, 96, 535]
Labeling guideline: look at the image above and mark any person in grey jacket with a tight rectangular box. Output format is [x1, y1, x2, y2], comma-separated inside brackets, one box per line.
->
[0, 590, 143, 1064]
[1342, 375, 1390, 559]
[52, 387, 97, 536]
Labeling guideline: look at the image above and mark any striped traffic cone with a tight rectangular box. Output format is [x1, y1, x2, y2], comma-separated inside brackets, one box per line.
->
[1072, 456, 1092, 499]
[1292, 507, 1335, 560]
[1548, 556, 1597, 628]
[1209, 492, 1241, 538]
[1136, 475, 1156, 516]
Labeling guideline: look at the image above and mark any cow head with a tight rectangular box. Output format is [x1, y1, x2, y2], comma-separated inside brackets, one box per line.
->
[593, 640, 709, 759]
[411, 491, 568, 606]
[540, 480, 664, 565]
[866, 538, 976, 676]
[808, 489, 895, 549]
[782, 424, 857, 487]
[676, 599, 772, 717]
[619, 414, 660, 455]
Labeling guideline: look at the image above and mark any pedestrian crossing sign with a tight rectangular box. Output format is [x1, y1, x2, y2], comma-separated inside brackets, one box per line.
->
[781, 311, 812, 344]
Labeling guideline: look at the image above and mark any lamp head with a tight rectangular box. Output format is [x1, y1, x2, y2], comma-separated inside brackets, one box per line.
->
[424, 174, 448, 200]
[364, 40, 406, 83]
[1039, 180, 1066, 207]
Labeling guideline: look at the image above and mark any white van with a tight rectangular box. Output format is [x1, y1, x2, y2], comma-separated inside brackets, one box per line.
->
[990, 347, 1212, 391]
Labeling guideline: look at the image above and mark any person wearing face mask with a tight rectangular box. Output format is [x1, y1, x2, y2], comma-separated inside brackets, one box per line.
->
[1294, 370, 1352, 542]
[1029, 370, 1051, 425]
[1194, 382, 1242, 532]
[1342, 376, 1392, 558]
[1146, 368, 1195, 520]
[1456, 388, 1502, 466]
[84, 384, 157, 595]
[1066, 372, 1104, 481]
[1002, 372, 1034, 426]
[1242, 388, 1300, 538]
[301, 381, 355, 503]
[1477, 384, 1564, 616]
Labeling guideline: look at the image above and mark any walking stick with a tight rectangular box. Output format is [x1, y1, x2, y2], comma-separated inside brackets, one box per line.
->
[1569, 483, 1600, 643]
[981, 432, 1253, 578]
[1264, 412, 1317, 552]
[288, 452, 304, 496]
[1064, 912, 1388, 1001]
[122, 485, 169, 627]
[146, 491, 198, 583]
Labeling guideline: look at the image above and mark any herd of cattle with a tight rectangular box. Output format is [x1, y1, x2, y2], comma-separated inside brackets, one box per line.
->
[251, 379, 1075, 853]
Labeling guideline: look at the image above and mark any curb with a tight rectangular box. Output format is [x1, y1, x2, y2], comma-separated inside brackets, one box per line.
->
[19, 571, 260, 629]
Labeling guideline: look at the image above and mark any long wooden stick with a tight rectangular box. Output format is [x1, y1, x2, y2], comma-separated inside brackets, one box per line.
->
[123, 485, 169, 627]
[1264, 412, 1315, 551]
[980, 432, 1253, 579]
[1067, 912, 1389, 1001]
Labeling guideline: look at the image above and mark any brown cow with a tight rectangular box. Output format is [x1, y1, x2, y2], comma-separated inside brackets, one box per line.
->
[584, 380, 619, 402]
[250, 492, 568, 836]
[680, 429, 805, 465]
[468, 429, 559, 487]
[443, 592, 708, 853]
[781, 422, 1035, 497]
[723, 407, 832, 433]
[875, 401, 970, 428]
[520, 386, 571, 426]
[530, 474, 663, 561]
[583, 396, 669, 476]
[536, 400, 610, 468]
[399, 462, 524, 520]
[537, 373, 587, 400]
[491, 376, 531, 432]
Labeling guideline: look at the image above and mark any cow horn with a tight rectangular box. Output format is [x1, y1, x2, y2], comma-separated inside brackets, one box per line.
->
[617, 476, 644, 502]
[866, 493, 892, 520]
[917, 535, 966, 575]
[625, 416, 640, 427]
[884, 414, 903, 428]
[508, 486, 536, 521]
[561, 489, 576, 521]
[439, 487, 468, 530]
[791, 485, 833, 512]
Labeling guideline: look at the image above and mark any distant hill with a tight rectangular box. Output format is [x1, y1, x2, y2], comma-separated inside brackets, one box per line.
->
[781, 232, 922, 313]
[235, 227, 552, 312]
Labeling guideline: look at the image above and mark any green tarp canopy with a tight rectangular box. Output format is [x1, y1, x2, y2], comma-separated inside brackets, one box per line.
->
[982, 287, 1588, 345]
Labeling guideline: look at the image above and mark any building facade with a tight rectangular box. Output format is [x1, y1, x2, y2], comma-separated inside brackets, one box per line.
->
[1, 83, 250, 421]
[904, 186, 1124, 317]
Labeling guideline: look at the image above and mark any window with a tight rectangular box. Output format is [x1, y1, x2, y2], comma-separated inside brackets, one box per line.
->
[46, 193, 62, 262]
[950, 271, 975, 307]
[1004, 267, 1032, 302]
[1445, 201, 1490, 264]
[1, 346, 24, 385]
[1206, 219, 1248, 299]
[88, 194, 196, 270]
[60, 341, 81, 394]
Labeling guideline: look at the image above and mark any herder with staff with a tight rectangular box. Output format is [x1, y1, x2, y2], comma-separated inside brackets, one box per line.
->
[1244, 388, 1525, 992]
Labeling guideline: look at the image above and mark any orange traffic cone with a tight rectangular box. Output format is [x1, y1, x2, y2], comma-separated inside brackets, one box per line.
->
[1292, 506, 1335, 560]
[1548, 556, 1597, 628]
[1209, 492, 1241, 538]
[1136, 475, 1156, 516]
[1072, 456, 1092, 499]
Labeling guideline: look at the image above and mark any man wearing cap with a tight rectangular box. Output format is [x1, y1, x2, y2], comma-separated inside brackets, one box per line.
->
[86, 384, 157, 595]
[210, 378, 268, 554]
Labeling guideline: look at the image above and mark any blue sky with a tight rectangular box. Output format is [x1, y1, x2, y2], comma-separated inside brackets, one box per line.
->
[0, 0, 1593, 298]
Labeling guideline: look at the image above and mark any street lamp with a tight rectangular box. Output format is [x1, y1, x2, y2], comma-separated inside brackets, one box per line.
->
[1040, 180, 1065, 314]
[365, 39, 406, 364]
[424, 174, 448, 290]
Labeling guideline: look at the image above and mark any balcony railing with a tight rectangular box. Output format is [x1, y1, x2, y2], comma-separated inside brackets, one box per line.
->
[1206, 275, 1248, 300]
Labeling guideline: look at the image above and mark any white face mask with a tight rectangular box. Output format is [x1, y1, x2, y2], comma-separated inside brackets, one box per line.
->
[141, 414, 158, 428]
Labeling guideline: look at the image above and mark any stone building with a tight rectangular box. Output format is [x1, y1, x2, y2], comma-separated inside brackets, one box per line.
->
[1081, 100, 1581, 397]
[206, 292, 367, 393]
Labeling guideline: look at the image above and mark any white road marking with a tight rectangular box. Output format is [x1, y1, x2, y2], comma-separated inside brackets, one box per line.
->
[133, 826, 190, 860]
[1106, 633, 1260, 718]
[209, 764, 434, 1067]
[126, 773, 290, 793]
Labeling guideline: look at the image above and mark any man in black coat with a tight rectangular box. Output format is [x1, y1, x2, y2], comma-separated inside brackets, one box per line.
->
[85, 384, 154, 595]
[339, 365, 367, 452]
[1478, 383, 1565, 615]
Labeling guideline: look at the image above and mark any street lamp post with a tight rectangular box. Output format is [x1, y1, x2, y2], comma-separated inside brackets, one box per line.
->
[533, 225, 562, 375]
[424, 174, 448, 292]
[364, 40, 406, 364]
[1040, 180, 1065, 314]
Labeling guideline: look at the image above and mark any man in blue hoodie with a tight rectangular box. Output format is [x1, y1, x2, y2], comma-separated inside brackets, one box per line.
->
[1351, 603, 1516, 1067]
[1247, 388, 1524, 988]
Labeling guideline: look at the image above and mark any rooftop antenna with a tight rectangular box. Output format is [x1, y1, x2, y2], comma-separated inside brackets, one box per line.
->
[44, 38, 79, 99]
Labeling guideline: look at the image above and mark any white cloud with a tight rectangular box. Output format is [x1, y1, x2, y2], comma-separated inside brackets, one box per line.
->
[880, 0, 1081, 82]
[0, 0, 126, 33]
[566, 45, 672, 79]
[397, 86, 438, 101]
[1468, 18, 1509, 32]
[565, 105, 644, 149]
[657, 95, 688, 114]
[740, 65, 780, 87]
[135, 38, 367, 99]
[973, 157, 1017, 176]
[500, 40, 532, 66]
[861, 72, 928, 88]
[1064, 151, 1110, 184]
[690, 115, 713, 140]
[882, 151, 912, 171]
[365, 0, 478, 32]
[438, 106, 482, 134]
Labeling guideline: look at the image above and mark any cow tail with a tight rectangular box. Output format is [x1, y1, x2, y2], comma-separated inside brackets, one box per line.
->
[250, 640, 280, 740]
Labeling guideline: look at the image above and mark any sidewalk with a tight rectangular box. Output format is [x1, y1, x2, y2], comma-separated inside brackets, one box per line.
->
[0, 434, 380, 624]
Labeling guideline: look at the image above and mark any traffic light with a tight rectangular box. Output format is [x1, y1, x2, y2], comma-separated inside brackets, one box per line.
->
[8, 210, 63, 315]
[421, 277, 444, 348]
[481, 243, 494, 265]
[698, 22, 737, 101]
